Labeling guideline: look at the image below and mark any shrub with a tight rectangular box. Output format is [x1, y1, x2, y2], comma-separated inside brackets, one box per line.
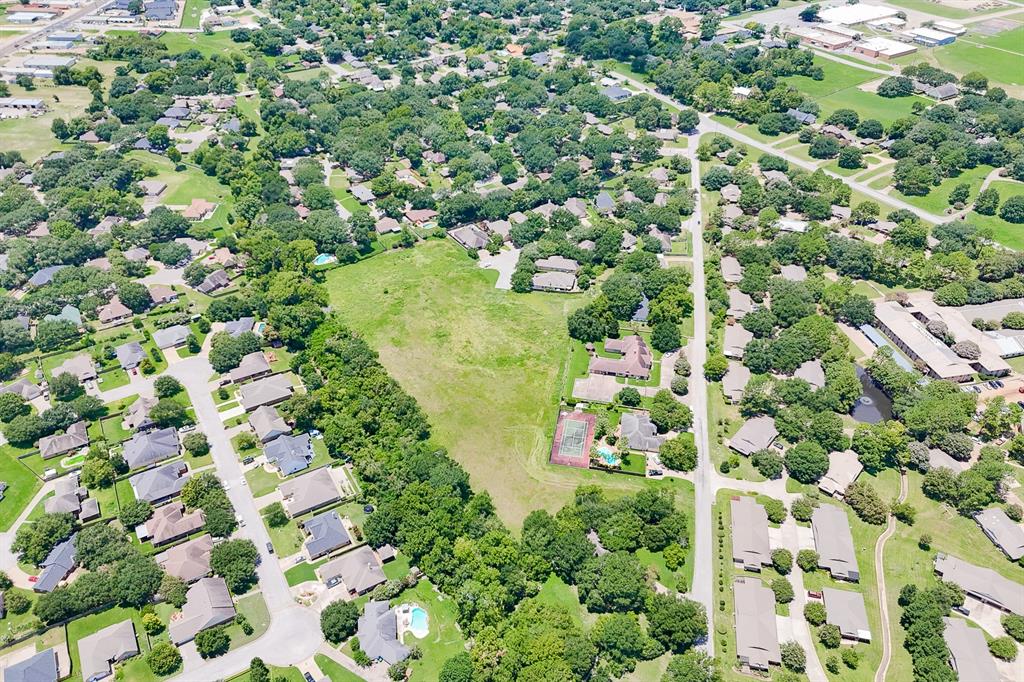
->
[844, 481, 887, 525]
[119, 500, 153, 527]
[146, 642, 182, 675]
[350, 637, 372, 667]
[1003, 614, 1024, 643]
[825, 655, 840, 674]
[771, 577, 794, 604]
[989, 636, 1018, 661]
[819, 623, 841, 648]
[891, 501, 916, 525]
[763, 498, 787, 524]
[142, 612, 164, 635]
[1005, 504, 1023, 522]
[771, 549, 793, 575]
[918, 534, 932, 550]
[780, 641, 806, 672]
[790, 495, 817, 523]
[5, 590, 30, 614]
[797, 549, 819, 573]
[804, 601, 826, 626]
[841, 646, 860, 669]
[0, 571, 11, 589]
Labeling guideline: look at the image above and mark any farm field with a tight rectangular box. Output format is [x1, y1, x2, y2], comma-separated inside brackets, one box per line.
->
[326, 239, 693, 527]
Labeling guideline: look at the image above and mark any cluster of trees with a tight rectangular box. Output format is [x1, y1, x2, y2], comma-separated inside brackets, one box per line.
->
[898, 582, 965, 682]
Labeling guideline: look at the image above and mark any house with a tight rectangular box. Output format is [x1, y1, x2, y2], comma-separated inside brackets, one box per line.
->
[974, 508, 1024, 561]
[873, 302, 974, 382]
[357, 601, 410, 665]
[727, 289, 754, 319]
[129, 461, 189, 504]
[302, 510, 351, 559]
[45, 472, 97, 520]
[116, 341, 147, 370]
[182, 198, 216, 221]
[196, 269, 230, 294]
[721, 256, 743, 284]
[169, 577, 236, 645]
[265, 433, 313, 476]
[786, 108, 815, 125]
[0, 378, 42, 401]
[812, 505, 859, 581]
[375, 216, 401, 234]
[793, 359, 825, 389]
[449, 225, 489, 250]
[319, 546, 386, 594]
[229, 351, 272, 384]
[156, 534, 214, 583]
[138, 180, 166, 197]
[734, 577, 780, 670]
[4, 648, 59, 682]
[925, 83, 959, 101]
[595, 191, 615, 214]
[35, 534, 76, 593]
[731, 497, 771, 570]
[142, 502, 205, 546]
[39, 421, 89, 460]
[822, 588, 871, 642]
[818, 450, 863, 497]
[601, 85, 632, 102]
[720, 184, 741, 203]
[935, 553, 1024, 615]
[78, 620, 138, 682]
[123, 427, 180, 470]
[942, 618, 1000, 682]
[224, 317, 255, 337]
[762, 170, 789, 185]
[279, 467, 339, 517]
[485, 219, 511, 239]
[239, 374, 293, 411]
[722, 361, 751, 403]
[44, 304, 83, 327]
[149, 284, 179, 306]
[532, 272, 576, 292]
[780, 264, 807, 282]
[728, 416, 777, 456]
[28, 265, 67, 287]
[723, 325, 753, 359]
[562, 198, 588, 219]
[535, 256, 579, 274]
[153, 324, 191, 349]
[122, 396, 158, 432]
[123, 247, 150, 263]
[589, 335, 653, 380]
[404, 208, 437, 224]
[619, 412, 665, 452]
[53, 354, 96, 382]
[250, 405, 290, 443]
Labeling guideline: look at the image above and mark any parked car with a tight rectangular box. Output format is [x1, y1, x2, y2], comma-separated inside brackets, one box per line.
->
[266, 542, 274, 554]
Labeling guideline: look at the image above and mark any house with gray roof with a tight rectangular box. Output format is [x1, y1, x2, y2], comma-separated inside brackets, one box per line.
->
[812, 505, 859, 581]
[595, 191, 615, 214]
[731, 496, 771, 571]
[935, 553, 1024, 615]
[928, 447, 968, 474]
[601, 85, 632, 102]
[822, 588, 871, 642]
[249, 405, 290, 443]
[532, 271, 576, 292]
[974, 508, 1024, 561]
[44, 304, 82, 327]
[734, 577, 780, 671]
[39, 421, 89, 460]
[724, 324, 753, 359]
[239, 374, 293, 411]
[728, 416, 777, 456]
[196, 269, 230, 294]
[320, 546, 386, 595]
[449, 225, 489, 250]
[35, 534, 76, 593]
[169, 577, 236, 645]
[27, 265, 67, 288]
[122, 396, 158, 432]
[4, 647, 59, 682]
[79, 620, 138, 682]
[722, 361, 751, 403]
[279, 467, 339, 517]
[357, 600, 410, 665]
[619, 412, 665, 453]
[52, 354, 96, 383]
[156, 534, 213, 583]
[152, 324, 191, 349]
[818, 450, 863, 498]
[0, 378, 42, 401]
[224, 317, 255, 337]
[780, 264, 807, 282]
[265, 433, 313, 476]
[727, 289, 754, 319]
[229, 351, 272, 384]
[535, 256, 579, 274]
[123, 427, 180, 470]
[116, 341, 147, 370]
[45, 472, 97, 520]
[129, 461, 189, 504]
[302, 510, 351, 559]
[942, 617, 999, 682]
[793, 359, 825, 389]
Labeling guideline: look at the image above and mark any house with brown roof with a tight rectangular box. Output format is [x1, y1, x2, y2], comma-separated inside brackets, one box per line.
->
[182, 198, 216, 221]
[279, 467, 340, 517]
[229, 351, 272, 384]
[142, 502, 204, 546]
[156, 534, 213, 583]
[97, 297, 133, 325]
[589, 335, 653, 380]
[239, 374, 293, 411]
[169, 577, 235, 644]
[39, 421, 89, 459]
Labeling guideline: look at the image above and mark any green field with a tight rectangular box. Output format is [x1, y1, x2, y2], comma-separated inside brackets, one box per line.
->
[0, 445, 42, 531]
[783, 60, 929, 125]
[893, 164, 995, 214]
[0, 83, 91, 162]
[180, 0, 210, 28]
[885, 0, 1000, 19]
[326, 240, 694, 527]
[785, 59, 875, 98]
[968, 180, 1024, 249]
[314, 655, 365, 682]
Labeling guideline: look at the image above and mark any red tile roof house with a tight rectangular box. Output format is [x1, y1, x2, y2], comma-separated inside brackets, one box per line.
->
[550, 410, 596, 468]
[588, 335, 653, 380]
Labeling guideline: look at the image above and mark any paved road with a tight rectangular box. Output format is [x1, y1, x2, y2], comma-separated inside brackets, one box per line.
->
[874, 472, 908, 682]
[163, 357, 323, 681]
[685, 137, 714, 653]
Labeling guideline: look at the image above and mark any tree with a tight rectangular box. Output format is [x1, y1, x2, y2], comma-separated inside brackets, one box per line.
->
[949, 183, 970, 206]
[771, 549, 793, 575]
[780, 642, 806, 672]
[799, 3, 819, 21]
[784, 441, 829, 483]
[262, 502, 289, 527]
[752, 449, 784, 479]
[13, 513, 75, 565]
[249, 658, 271, 682]
[804, 601, 826, 626]
[646, 593, 707, 653]
[837, 147, 863, 170]
[772, 577, 794, 604]
[617, 387, 642, 407]
[797, 549, 819, 572]
[146, 642, 182, 675]
[439, 652, 474, 682]
[975, 187, 1000, 215]
[321, 600, 360, 643]
[989, 636, 1017, 661]
[663, 651, 721, 682]
[660, 434, 697, 471]
[119, 499, 153, 527]
[844, 481, 888, 524]
[1002, 614, 1024, 643]
[763, 498, 787, 524]
[4, 590, 29, 615]
[592, 612, 651, 669]
[577, 552, 649, 613]
[0, 392, 27, 422]
[50, 372, 83, 402]
[142, 612, 164, 635]
[650, 390, 692, 433]
[819, 624, 841, 648]
[195, 626, 231, 658]
[149, 398, 189, 428]
[1000, 195, 1024, 224]
[183, 432, 210, 457]
[154, 375, 183, 398]
[877, 76, 913, 98]
[651, 322, 682, 352]
[704, 355, 728, 381]
[160, 573, 188, 608]
[210, 539, 259, 594]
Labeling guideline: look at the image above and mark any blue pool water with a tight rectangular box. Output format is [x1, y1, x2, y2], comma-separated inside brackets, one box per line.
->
[313, 253, 335, 265]
[410, 607, 428, 634]
[597, 446, 617, 465]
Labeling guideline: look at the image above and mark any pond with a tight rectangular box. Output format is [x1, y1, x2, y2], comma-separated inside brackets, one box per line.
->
[850, 365, 892, 424]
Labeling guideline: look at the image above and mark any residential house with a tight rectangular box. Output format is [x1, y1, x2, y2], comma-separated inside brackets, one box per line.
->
[728, 416, 777, 456]
[27, 265, 67, 288]
[152, 324, 191, 349]
[39, 421, 89, 460]
[129, 461, 189, 504]
[727, 289, 754, 319]
[375, 217, 401, 234]
[239, 374, 293, 411]
[780, 264, 807, 282]
[182, 199, 216, 221]
[942, 618, 1000, 682]
[122, 396, 158, 432]
[350, 185, 375, 203]
[97, 297, 133, 325]
[4, 648, 59, 682]
[793, 359, 825, 389]
[224, 317, 255, 337]
[734, 577, 781, 670]
[302, 510, 351, 559]
[149, 284, 179, 306]
[44, 304, 83, 328]
[722, 361, 751, 403]
[357, 601, 410, 665]
[142, 502, 204, 546]
[249, 405, 290, 443]
[822, 588, 871, 642]
[619, 412, 665, 452]
[35, 534, 76, 593]
[721, 256, 743, 284]
[818, 450, 863, 498]
[532, 272, 576, 292]
[279, 467, 339, 517]
[0, 378, 42, 401]
[196, 269, 230, 294]
[264, 433, 313, 476]
[974, 508, 1024, 561]
[123, 427, 180, 470]
[935, 553, 1024, 615]
[319, 546, 386, 594]
[156, 534, 214, 583]
[228, 351, 272, 384]
[812, 505, 859, 581]
[169, 577, 236, 644]
[78, 620, 138, 682]
[52, 354, 96, 383]
[589, 335, 653, 380]
[731, 497, 771, 570]
[116, 341, 147, 370]
[928, 447, 968, 474]
[535, 256, 579, 273]
[449, 225, 489, 250]
[45, 472, 98, 520]
[724, 324, 753, 360]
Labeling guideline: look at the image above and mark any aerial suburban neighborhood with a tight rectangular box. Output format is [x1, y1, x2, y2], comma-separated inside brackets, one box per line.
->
[0, 0, 1022, 680]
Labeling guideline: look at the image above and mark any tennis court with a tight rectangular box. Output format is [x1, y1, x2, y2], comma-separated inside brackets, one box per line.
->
[549, 411, 596, 468]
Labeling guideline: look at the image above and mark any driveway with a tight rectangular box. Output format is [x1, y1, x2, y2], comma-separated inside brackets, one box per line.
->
[478, 246, 519, 290]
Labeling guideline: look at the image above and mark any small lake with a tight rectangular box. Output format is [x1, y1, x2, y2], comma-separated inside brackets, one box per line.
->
[850, 366, 893, 424]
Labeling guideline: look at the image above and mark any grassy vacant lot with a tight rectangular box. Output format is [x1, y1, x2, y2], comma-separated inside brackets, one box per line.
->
[969, 180, 1024, 249]
[327, 239, 691, 527]
[784, 60, 928, 125]
[180, 0, 209, 28]
[885, 0, 1000, 19]
[0, 445, 42, 531]
[785, 60, 875, 98]
[0, 83, 90, 162]
[893, 164, 995, 215]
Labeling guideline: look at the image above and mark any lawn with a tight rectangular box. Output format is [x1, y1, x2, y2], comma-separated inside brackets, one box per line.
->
[326, 240, 690, 527]
[968, 180, 1024, 249]
[396, 580, 466, 681]
[885, 0, 1000, 19]
[0, 445, 42, 531]
[893, 164, 995, 215]
[180, 0, 210, 28]
[785, 59, 875, 99]
[533, 574, 592, 627]
[0, 83, 92, 162]
[263, 513, 304, 557]
[224, 592, 271, 649]
[284, 559, 325, 586]
[928, 38, 1024, 89]
[815, 89, 930, 127]
[67, 606, 157, 682]
[314, 655, 365, 682]
[230, 665, 305, 682]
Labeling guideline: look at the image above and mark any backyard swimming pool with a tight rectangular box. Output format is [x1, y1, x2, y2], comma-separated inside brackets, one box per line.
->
[597, 446, 618, 466]
[313, 253, 336, 266]
[409, 606, 429, 638]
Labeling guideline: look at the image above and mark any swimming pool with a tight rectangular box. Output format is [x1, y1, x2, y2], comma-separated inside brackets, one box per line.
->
[408, 606, 429, 638]
[597, 446, 618, 466]
[313, 253, 336, 266]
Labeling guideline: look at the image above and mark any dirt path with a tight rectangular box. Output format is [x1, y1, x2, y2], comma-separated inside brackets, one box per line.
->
[874, 471, 909, 682]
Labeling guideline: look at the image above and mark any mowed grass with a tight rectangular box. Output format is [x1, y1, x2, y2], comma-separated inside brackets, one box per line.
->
[893, 164, 995, 215]
[314, 655, 365, 682]
[0, 83, 91, 162]
[785, 59, 875, 98]
[969, 179, 1024, 249]
[885, 0, 997, 19]
[0, 445, 42, 531]
[326, 240, 693, 527]
[180, 0, 210, 28]
[784, 60, 928, 125]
